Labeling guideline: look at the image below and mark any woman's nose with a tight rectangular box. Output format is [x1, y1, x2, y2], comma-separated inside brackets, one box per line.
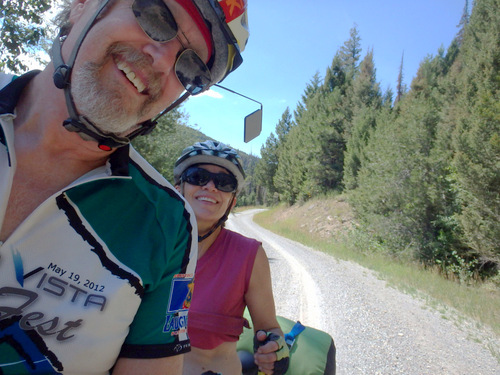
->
[202, 179, 218, 191]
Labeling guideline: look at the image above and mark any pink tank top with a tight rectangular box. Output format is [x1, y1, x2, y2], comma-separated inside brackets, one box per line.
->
[188, 228, 260, 349]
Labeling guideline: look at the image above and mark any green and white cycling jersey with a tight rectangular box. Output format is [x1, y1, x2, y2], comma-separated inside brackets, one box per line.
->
[0, 72, 198, 374]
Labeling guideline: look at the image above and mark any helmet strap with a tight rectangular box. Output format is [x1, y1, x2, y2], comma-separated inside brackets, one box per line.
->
[51, 0, 188, 150]
[152, 92, 191, 122]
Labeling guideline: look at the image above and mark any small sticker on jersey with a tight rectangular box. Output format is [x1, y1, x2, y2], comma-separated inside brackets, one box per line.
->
[167, 276, 194, 313]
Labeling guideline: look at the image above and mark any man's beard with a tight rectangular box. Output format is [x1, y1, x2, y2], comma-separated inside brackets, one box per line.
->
[71, 44, 162, 137]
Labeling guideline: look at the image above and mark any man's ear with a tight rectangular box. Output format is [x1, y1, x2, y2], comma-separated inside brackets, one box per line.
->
[69, 0, 98, 24]
[175, 184, 182, 194]
[231, 196, 237, 210]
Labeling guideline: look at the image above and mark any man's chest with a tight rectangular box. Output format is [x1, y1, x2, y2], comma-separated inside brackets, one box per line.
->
[0, 174, 53, 241]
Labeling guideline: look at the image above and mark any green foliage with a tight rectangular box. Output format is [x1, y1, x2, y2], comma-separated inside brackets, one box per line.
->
[343, 107, 377, 189]
[268, 27, 364, 204]
[435, 250, 480, 285]
[294, 72, 322, 124]
[0, 0, 55, 73]
[273, 125, 307, 204]
[255, 108, 293, 204]
[343, 49, 382, 189]
[354, 92, 445, 258]
[449, 0, 500, 269]
[337, 25, 362, 79]
[132, 108, 198, 182]
[295, 88, 346, 196]
[253, 0, 499, 281]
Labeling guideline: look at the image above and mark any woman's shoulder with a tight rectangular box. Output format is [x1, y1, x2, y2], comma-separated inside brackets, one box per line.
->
[221, 228, 261, 249]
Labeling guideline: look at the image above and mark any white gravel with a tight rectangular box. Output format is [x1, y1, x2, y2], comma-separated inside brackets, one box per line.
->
[226, 209, 500, 375]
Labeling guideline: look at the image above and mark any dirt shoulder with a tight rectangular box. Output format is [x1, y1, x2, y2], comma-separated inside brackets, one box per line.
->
[271, 196, 356, 239]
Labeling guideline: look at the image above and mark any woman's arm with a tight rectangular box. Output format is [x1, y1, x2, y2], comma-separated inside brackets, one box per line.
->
[245, 246, 281, 333]
[245, 246, 288, 374]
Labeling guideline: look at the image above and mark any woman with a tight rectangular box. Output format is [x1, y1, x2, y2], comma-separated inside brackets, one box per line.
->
[174, 141, 289, 375]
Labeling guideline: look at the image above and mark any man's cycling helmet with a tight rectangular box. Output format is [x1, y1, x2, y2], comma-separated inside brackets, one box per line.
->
[174, 140, 245, 193]
[177, 0, 250, 86]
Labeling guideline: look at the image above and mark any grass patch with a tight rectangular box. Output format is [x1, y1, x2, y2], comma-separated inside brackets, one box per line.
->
[253, 203, 500, 338]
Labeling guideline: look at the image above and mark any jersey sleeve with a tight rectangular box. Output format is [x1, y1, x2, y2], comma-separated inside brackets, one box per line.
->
[119, 201, 196, 358]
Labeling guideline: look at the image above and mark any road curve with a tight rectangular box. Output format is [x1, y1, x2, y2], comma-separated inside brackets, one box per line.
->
[226, 209, 500, 375]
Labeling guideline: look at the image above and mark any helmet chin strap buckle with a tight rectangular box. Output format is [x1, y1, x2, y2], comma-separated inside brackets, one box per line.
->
[63, 118, 129, 151]
[98, 144, 112, 152]
[53, 64, 71, 89]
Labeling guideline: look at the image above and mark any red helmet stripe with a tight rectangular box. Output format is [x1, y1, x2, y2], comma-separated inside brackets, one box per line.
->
[174, 0, 213, 61]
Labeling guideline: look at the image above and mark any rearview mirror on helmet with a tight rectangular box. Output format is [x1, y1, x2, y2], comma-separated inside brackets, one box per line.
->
[214, 84, 263, 144]
[244, 108, 262, 143]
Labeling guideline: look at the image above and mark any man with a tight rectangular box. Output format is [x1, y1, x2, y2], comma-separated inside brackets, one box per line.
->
[0, 0, 249, 374]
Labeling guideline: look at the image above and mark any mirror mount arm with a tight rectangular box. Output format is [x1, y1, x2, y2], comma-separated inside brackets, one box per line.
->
[214, 84, 263, 109]
[214, 84, 263, 143]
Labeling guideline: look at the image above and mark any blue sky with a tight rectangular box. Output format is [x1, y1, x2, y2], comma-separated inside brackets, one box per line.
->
[182, 0, 466, 156]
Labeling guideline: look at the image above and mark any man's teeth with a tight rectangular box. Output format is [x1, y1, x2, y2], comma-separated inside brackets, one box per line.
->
[198, 197, 217, 204]
[117, 61, 146, 93]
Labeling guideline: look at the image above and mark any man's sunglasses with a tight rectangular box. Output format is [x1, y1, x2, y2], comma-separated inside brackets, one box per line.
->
[132, 0, 212, 95]
[181, 167, 238, 193]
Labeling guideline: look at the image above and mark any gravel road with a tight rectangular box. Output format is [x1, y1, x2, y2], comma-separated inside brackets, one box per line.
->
[226, 209, 500, 375]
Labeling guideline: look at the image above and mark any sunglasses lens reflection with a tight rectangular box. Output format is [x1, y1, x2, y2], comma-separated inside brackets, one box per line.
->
[175, 50, 212, 95]
[133, 0, 178, 42]
[133, 0, 212, 94]
[184, 168, 237, 193]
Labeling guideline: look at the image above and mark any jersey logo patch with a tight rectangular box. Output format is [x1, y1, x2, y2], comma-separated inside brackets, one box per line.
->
[167, 276, 194, 313]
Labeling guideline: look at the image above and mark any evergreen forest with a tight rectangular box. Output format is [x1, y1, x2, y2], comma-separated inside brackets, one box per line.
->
[250, 0, 499, 283]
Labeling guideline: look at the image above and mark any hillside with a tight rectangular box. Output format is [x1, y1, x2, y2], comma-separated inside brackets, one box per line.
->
[132, 114, 259, 185]
[270, 195, 356, 240]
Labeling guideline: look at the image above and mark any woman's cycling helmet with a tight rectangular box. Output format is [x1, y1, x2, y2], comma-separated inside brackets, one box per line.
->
[176, 0, 250, 86]
[174, 140, 245, 193]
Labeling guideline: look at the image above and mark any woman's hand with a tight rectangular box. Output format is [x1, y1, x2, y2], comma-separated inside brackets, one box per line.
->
[253, 330, 290, 375]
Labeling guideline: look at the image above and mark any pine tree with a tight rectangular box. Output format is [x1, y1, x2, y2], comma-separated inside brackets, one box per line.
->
[456, 0, 471, 46]
[254, 108, 293, 204]
[294, 73, 322, 124]
[297, 31, 363, 195]
[338, 25, 362, 79]
[274, 125, 307, 204]
[343, 49, 382, 190]
[451, 0, 500, 269]
[395, 52, 406, 104]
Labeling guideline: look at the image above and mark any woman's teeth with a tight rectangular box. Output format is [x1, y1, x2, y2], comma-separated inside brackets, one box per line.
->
[198, 197, 217, 203]
[117, 61, 146, 93]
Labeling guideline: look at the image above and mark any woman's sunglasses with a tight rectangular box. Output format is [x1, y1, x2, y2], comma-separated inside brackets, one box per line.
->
[132, 0, 212, 95]
[181, 167, 238, 193]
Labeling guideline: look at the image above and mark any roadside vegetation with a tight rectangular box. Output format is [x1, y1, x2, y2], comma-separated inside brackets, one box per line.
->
[246, 0, 499, 290]
[250, 196, 500, 339]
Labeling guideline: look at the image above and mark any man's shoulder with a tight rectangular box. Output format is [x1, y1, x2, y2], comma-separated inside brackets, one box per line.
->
[126, 146, 194, 220]
[127, 146, 179, 197]
[0, 72, 15, 90]
[0, 71, 40, 114]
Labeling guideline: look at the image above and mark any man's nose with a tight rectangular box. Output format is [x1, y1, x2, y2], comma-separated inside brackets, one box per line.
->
[142, 39, 182, 73]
